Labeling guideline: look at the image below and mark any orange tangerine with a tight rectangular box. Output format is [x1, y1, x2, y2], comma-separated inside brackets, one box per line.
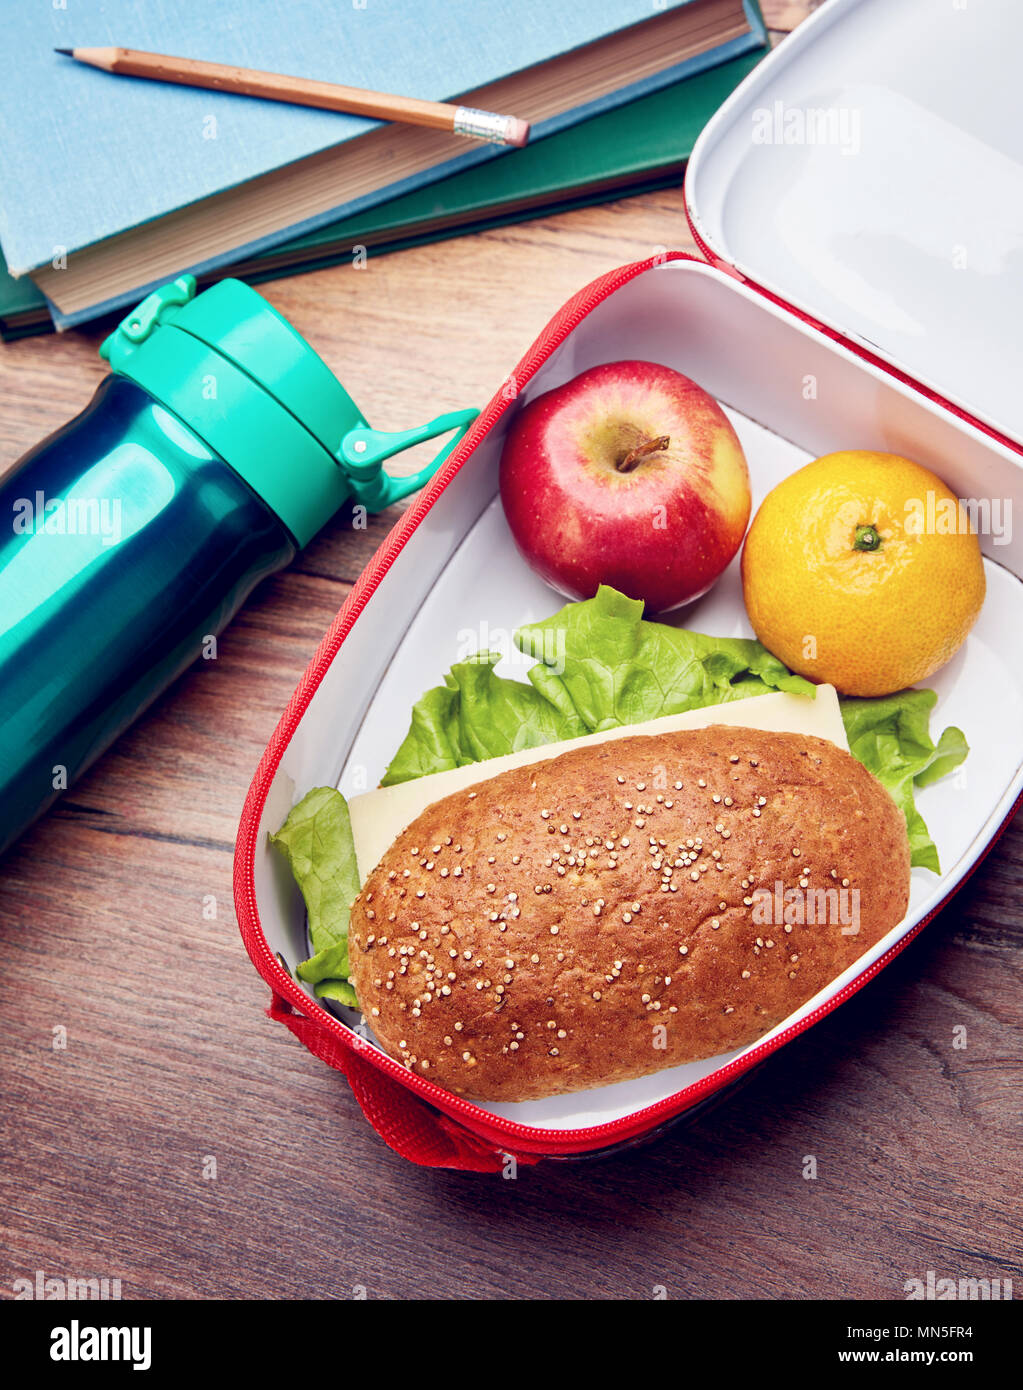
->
[741, 451, 986, 696]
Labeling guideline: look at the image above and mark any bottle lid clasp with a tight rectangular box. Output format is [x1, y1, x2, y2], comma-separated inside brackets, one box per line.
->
[337, 408, 479, 509]
[101, 275, 197, 368]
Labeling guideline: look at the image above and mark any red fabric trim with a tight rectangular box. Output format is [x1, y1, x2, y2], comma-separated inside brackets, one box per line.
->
[234, 249, 1022, 1168]
[266, 995, 533, 1172]
[235, 257, 667, 1168]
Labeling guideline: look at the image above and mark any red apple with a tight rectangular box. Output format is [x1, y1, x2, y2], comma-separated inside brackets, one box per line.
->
[499, 360, 751, 612]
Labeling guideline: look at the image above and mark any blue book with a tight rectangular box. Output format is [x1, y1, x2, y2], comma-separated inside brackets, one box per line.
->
[0, 0, 765, 319]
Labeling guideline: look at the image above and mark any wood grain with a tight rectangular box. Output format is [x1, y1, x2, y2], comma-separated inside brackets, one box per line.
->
[761, 0, 823, 33]
[2, 10, 1021, 1300]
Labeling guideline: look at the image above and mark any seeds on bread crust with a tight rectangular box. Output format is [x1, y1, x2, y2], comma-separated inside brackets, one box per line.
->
[349, 726, 910, 1102]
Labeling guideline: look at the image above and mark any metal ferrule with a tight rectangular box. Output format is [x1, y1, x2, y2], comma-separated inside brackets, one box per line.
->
[452, 106, 515, 144]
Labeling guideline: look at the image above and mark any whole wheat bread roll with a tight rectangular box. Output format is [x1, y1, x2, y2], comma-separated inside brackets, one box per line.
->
[349, 726, 910, 1102]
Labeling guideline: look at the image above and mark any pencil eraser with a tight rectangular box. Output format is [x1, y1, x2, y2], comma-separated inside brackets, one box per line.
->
[506, 118, 531, 148]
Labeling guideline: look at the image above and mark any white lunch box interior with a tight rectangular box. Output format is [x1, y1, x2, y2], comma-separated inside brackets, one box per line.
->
[252, 0, 1023, 1140]
[256, 255, 1023, 1132]
[686, 0, 1023, 443]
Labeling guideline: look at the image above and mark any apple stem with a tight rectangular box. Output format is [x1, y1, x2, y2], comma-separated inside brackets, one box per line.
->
[616, 435, 671, 473]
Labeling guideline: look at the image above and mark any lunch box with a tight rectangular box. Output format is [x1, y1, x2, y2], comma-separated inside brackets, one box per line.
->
[233, 0, 1023, 1169]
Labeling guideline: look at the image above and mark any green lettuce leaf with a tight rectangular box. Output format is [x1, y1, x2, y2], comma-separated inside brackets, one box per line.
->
[518, 584, 815, 728]
[383, 585, 815, 783]
[451, 650, 589, 756]
[383, 587, 965, 873]
[271, 591, 968, 991]
[269, 786, 360, 1004]
[840, 690, 969, 873]
[313, 979, 359, 1008]
[381, 650, 585, 785]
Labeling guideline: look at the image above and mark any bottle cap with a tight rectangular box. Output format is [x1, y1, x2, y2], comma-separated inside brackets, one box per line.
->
[100, 276, 477, 548]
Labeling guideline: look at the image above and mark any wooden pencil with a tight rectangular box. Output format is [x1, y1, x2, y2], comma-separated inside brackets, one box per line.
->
[55, 46, 531, 147]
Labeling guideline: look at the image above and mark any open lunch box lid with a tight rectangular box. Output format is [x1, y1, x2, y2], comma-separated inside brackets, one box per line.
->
[686, 0, 1023, 448]
[235, 0, 1023, 1169]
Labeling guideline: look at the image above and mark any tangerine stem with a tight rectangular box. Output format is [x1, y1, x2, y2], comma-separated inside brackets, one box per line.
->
[854, 524, 883, 552]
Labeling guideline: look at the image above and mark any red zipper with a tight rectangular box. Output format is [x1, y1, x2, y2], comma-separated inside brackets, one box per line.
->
[234, 248, 1023, 1159]
[234, 255, 669, 1153]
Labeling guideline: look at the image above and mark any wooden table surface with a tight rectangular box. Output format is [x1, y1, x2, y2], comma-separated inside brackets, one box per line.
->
[2, 10, 1021, 1303]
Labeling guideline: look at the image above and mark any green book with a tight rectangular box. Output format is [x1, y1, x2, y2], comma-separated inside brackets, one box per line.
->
[0, 48, 763, 340]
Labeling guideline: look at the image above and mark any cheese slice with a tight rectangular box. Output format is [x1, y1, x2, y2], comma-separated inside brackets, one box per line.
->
[347, 685, 848, 883]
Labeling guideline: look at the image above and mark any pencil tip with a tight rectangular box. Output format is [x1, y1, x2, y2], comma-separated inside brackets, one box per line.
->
[54, 47, 74, 55]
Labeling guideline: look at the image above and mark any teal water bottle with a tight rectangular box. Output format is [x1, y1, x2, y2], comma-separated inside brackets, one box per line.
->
[0, 275, 476, 855]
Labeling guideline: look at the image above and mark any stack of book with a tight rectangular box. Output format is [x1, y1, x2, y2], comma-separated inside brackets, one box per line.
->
[0, 0, 767, 339]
